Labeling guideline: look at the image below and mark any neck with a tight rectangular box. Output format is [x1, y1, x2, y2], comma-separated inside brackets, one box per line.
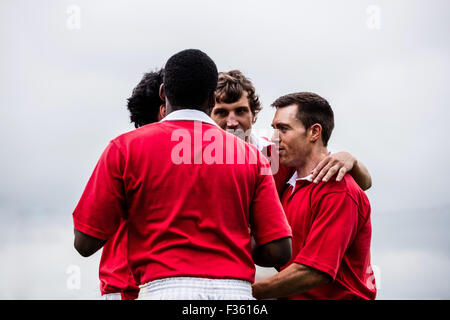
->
[296, 147, 329, 178]
[165, 103, 174, 115]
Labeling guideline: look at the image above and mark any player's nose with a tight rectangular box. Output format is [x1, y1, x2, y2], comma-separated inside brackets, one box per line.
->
[226, 115, 239, 129]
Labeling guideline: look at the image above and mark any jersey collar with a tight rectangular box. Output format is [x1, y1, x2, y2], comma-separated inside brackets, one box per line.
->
[161, 109, 221, 128]
[287, 171, 313, 193]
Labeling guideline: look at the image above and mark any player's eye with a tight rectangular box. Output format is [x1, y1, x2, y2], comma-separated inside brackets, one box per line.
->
[236, 108, 248, 115]
[278, 126, 288, 133]
[214, 109, 227, 116]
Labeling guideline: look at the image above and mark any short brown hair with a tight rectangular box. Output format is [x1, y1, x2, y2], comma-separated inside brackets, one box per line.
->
[215, 70, 262, 118]
[271, 92, 334, 146]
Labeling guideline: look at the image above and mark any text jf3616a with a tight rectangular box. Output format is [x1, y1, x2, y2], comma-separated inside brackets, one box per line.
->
[182, 304, 269, 317]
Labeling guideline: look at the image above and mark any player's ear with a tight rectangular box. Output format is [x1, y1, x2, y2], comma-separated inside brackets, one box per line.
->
[309, 123, 322, 143]
[159, 84, 165, 101]
[158, 104, 166, 121]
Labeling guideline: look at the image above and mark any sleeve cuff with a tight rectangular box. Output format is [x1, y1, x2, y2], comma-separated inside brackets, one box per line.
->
[73, 216, 111, 240]
[294, 254, 337, 280]
[255, 230, 292, 246]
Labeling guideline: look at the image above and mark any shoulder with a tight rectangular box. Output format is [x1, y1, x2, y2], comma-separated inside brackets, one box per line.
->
[312, 176, 348, 195]
[311, 174, 370, 210]
[310, 174, 358, 202]
[111, 122, 165, 146]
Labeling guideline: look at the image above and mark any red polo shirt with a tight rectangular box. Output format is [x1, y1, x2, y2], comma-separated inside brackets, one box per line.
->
[280, 173, 376, 300]
[98, 219, 139, 300]
[73, 113, 292, 286]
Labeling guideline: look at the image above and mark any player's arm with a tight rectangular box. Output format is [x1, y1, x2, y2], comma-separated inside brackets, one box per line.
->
[252, 262, 329, 299]
[251, 237, 292, 269]
[74, 228, 106, 257]
[310, 152, 372, 190]
[72, 140, 126, 258]
[255, 192, 359, 299]
[250, 150, 293, 269]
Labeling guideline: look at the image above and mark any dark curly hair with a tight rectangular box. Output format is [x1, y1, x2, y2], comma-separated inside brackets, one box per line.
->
[127, 69, 164, 128]
[215, 70, 262, 119]
[163, 49, 218, 111]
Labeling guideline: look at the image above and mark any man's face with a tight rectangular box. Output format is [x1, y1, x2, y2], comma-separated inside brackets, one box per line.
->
[210, 92, 255, 140]
[271, 104, 310, 168]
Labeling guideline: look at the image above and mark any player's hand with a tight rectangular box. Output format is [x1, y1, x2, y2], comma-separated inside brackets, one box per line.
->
[310, 152, 356, 184]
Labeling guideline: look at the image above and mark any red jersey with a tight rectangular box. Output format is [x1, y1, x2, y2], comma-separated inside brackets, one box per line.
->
[98, 219, 139, 300]
[280, 173, 376, 300]
[73, 110, 292, 286]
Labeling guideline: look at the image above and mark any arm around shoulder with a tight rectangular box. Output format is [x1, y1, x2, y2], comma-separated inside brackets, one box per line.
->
[252, 262, 330, 300]
[350, 159, 372, 191]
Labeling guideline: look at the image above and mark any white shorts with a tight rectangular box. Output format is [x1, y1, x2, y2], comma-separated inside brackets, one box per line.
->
[103, 292, 122, 300]
[138, 277, 255, 300]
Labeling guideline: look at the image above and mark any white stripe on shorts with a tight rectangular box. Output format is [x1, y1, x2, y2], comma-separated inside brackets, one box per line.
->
[138, 277, 255, 300]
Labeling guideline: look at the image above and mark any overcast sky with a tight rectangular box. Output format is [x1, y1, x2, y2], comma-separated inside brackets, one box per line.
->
[1, 0, 449, 299]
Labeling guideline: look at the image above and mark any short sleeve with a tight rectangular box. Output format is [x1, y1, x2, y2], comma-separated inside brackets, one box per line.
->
[72, 140, 127, 240]
[294, 192, 358, 280]
[250, 153, 292, 245]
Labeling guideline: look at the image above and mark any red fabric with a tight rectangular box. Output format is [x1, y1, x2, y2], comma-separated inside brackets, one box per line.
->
[280, 174, 376, 300]
[273, 163, 295, 196]
[99, 219, 139, 300]
[73, 121, 292, 286]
